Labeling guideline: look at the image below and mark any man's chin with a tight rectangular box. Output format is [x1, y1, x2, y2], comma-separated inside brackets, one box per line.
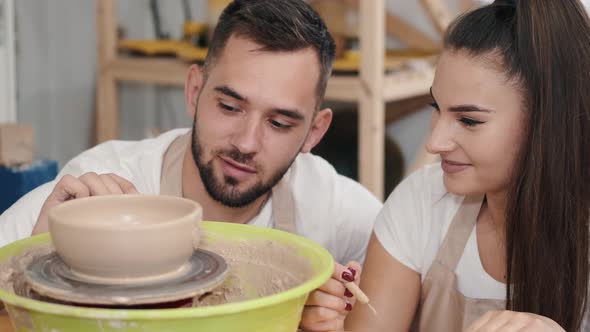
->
[206, 179, 267, 208]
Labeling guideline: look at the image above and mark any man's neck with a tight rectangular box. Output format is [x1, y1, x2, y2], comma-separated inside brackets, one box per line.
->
[181, 145, 269, 224]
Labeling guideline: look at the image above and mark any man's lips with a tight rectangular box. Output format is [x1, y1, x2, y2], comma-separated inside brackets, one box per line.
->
[218, 156, 257, 173]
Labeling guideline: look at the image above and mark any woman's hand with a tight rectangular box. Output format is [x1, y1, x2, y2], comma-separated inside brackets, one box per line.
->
[466, 310, 565, 332]
[299, 261, 362, 331]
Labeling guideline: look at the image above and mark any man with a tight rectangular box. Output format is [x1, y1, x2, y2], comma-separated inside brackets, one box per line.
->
[0, 0, 381, 330]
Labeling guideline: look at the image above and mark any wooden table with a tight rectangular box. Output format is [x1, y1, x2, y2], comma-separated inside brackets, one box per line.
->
[0, 311, 14, 332]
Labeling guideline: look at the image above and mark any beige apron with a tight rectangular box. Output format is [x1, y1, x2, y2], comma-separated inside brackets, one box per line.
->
[417, 194, 506, 331]
[159, 133, 297, 233]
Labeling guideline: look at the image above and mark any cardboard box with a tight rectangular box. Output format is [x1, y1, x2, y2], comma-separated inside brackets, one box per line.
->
[0, 124, 34, 167]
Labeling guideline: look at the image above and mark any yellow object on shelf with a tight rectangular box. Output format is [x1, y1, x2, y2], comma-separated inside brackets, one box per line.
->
[118, 40, 191, 56]
[176, 44, 209, 63]
[183, 22, 207, 38]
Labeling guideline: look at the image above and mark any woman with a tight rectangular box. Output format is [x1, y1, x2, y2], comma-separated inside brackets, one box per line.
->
[346, 0, 590, 331]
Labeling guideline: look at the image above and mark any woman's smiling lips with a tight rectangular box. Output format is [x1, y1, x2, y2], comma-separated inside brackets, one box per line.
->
[441, 159, 471, 174]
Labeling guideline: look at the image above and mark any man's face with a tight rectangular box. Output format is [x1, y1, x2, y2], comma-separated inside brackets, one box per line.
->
[189, 36, 329, 207]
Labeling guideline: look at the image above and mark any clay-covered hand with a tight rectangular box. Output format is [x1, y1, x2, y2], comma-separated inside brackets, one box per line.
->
[32, 172, 138, 235]
[299, 261, 362, 331]
[466, 310, 565, 332]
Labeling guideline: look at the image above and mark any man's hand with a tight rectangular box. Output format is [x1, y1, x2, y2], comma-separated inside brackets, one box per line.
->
[32, 172, 138, 235]
[300, 261, 362, 331]
[466, 310, 565, 332]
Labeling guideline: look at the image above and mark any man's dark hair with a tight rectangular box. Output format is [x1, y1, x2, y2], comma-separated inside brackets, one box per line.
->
[203, 0, 335, 107]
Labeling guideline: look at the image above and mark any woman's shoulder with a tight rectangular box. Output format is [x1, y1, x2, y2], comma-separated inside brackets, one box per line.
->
[389, 162, 452, 205]
[374, 163, 464, 272]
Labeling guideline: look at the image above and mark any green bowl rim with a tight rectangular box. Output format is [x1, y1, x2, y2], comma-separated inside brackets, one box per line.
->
[0, 221, 334, 320]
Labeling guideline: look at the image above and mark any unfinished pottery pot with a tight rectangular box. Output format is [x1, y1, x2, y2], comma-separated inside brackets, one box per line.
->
[48, 195, 202, 283]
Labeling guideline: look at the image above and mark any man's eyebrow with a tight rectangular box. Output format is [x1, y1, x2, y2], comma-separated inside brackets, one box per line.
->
[273, 108, 305, 121]
[214, 85, 246, 101]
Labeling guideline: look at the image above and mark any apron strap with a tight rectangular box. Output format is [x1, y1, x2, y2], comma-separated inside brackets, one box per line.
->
[270, 170, 297, 234]
[434, 194, 484, 270]
[159, 133, 189, 196]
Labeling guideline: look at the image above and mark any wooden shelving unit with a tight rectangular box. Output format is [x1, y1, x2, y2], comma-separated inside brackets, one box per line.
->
[96, 0, 438, 200]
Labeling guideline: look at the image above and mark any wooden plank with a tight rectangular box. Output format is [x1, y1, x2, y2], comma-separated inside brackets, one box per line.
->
[385, 94, 432, 125]
[385, 12, 441, 50]
[420, 0, 454, 35]
[325, 76, 361, 102]
[95, 70, 118, 143]
[359, 0, 385, 200]
[383, 64, 435, 101]
[95, 0, 118, 143]
[109, 58, 188, 86]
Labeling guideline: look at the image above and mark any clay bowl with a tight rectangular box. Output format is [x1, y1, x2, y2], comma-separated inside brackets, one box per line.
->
[48, 195, 202, 284]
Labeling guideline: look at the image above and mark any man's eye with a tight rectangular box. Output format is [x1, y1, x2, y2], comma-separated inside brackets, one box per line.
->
[270, 120, 292, 130]
[429, 102, 440, 111]
[218, 102, 238, 112]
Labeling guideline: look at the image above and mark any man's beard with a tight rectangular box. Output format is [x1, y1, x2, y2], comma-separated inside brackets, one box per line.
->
[190, 120, 296, 208]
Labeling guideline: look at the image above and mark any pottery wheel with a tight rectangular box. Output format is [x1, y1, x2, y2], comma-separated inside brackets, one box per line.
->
[24, 250, 228, 306]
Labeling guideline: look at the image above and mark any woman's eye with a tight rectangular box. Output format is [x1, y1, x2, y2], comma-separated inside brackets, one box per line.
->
[459, 117, 485, 127]
[430, 102, 440, 111]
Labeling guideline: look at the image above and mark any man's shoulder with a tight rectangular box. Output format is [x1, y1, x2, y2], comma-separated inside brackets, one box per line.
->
[289, 153, 382, 217]
[395, 162, 451, 205]
[57, 129, 190, 192]
[73, 129, 189, 165]
[287, 153, 382, 264]
[61, 129, 188, 173]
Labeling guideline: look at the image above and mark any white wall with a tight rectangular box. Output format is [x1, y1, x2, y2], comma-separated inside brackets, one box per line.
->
[0, 0, 16, 123]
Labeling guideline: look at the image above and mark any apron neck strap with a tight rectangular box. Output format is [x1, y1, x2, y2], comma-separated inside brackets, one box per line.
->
[435, 194, 484, 270]
[270, 171, 297, 234]
[160, 133, 190, 196]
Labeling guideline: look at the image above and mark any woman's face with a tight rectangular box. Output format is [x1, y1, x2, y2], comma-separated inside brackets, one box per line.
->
[427, 50, 526, 196]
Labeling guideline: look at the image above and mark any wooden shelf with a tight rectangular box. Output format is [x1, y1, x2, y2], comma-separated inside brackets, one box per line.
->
[104, 56, 433, 102]
[107, 57, 188, 86]
[96, 0, 437, 199]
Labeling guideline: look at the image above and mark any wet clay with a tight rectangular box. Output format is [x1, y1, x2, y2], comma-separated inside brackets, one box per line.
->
[0, 235, 313, 308]
[194, 236, 313, 306]
[0, 245, 53, 300]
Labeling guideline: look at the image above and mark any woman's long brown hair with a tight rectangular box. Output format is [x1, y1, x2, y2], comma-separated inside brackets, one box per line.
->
[445, 1, 590, 330]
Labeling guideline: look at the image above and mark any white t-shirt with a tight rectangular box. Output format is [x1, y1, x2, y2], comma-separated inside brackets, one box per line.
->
[374, 163, 590, 329]
[374, 163, 505, 299]
[0, 129, 382, 265]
